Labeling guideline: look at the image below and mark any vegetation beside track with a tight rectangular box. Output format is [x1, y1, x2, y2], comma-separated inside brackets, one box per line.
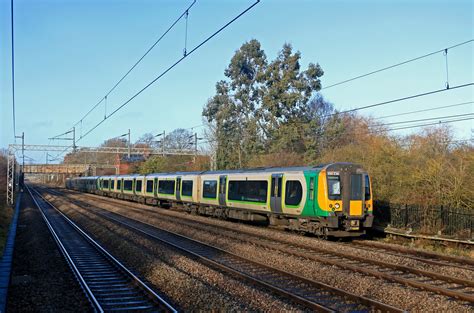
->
[0, 150, 14, 258]
[373, 234, 474, 259]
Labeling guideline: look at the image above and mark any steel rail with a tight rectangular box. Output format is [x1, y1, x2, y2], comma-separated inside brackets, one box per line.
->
[27, 186, 177, 313]
[40, 188, 403, 313]
[46, 188, 474, 304]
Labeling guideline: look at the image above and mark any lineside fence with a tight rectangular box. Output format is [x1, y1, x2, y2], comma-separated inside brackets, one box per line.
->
[374, 201, 473, 240]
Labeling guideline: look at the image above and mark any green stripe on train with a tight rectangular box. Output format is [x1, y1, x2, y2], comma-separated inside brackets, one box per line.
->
[302, 170, 328, 217]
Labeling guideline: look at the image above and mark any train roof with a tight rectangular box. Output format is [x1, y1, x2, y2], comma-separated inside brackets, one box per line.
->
[72, 162, 363, 180]
[199, 165, 328, 175]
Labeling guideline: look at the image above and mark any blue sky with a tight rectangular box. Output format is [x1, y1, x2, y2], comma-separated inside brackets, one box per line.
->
[0, 0, 472, 163]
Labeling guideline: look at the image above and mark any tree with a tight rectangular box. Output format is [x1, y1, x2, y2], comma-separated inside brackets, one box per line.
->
[163, 128, 195, 151]
[203, 39, 325, 169]
[135, 133, 157, 148]
[203, 80, 244, 169]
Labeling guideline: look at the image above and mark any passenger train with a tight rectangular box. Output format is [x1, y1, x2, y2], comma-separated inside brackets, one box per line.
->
[66, 162, 373, 237]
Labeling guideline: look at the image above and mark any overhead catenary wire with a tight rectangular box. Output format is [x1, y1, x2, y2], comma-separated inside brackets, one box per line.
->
[179, 42, 474, 132]
[397, 138, 473, 149]
[159, 89, 474, 138]
[371, 112, 474, 127]
[11, 0, 16, 140]
[76, 0, 260, 143]
[326, 82, 473, 117]
[321, 39, 473, 90]
[375, 101, 473, 119]
[104, 0, 196, 98]
[52, 0, 198, 137]
[197, 114, 474, 146]
[186, 84, 473, 130]
[53, 0, 260, 158]
[49, 129, 74, 140]
[164, 86, 473, 139]
[147, 123, 204, 135]
[383, 116, 474, 132]
[194, 86, 474, 146]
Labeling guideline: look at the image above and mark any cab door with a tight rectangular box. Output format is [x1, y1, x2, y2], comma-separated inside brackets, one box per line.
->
[341, 172, 363, 217]
[270, 174, 283, 213]
[349, 174, 364, 216]
[176, 177, 182, 201]
[219, 175, 227, 206]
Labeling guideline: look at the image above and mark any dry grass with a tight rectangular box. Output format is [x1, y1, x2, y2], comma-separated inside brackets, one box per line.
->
[378, 235, 473, 258]
[0, 154, 14, 258]
[0, 195, 14, 258]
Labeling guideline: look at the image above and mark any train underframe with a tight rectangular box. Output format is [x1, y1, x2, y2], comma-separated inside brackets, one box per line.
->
[92, 189, 372, 238]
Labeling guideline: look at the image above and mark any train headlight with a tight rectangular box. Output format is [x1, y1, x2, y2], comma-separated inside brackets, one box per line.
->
[334, 203, 340, 210]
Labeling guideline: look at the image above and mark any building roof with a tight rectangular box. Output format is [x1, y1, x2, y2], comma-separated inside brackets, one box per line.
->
[119, 154, 146, 163]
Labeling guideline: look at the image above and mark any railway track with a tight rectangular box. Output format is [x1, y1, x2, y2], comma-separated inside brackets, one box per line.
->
[27, 186, 177, 313]
[38, 187, 402, 313]
[41, 187, 474, 306]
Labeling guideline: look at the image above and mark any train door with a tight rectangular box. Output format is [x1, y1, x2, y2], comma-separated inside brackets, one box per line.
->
[218, 175, 227, 206]
[306, 173, 317, 216]
[270, 174, 283, 213]
[341, 172, 364, 217]
[176, 177, 181, 201]
[349, 173, 364, 216]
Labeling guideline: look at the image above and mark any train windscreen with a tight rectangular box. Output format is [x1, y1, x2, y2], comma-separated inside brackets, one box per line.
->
[350, 174, 363, 200]
[327, 175, 341, 200]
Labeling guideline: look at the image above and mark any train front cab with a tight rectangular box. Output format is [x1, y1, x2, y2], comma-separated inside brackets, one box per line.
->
[319, 163, 373, 237]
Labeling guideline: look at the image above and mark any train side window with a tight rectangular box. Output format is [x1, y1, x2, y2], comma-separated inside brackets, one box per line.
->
[327, 175, 341, 200]
[364, 175, 371, 200]
[285, 180, 302, 206]
[124, 180, 133, 191]
[158, 180, 175, 195]
[103, 180, 109, 189]
[135, 180, 142, 192]
[203, 180, 217, 199]
[117, 180, 122, 190]
[182, 180, 193, 197]
[350, 174, 363, 200]
[228, 180, 268, 203]
[110, 180, 115, 189]
[146, 180, 153, 193]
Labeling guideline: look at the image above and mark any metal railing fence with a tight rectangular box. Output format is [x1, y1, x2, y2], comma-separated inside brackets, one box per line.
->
[374, 201, 473, 240]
